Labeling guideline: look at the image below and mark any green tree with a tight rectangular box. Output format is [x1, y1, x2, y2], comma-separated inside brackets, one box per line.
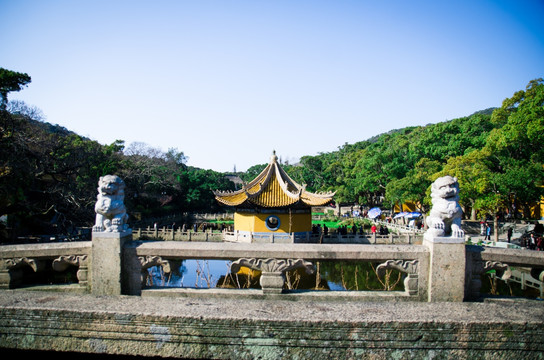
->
[240, 163, 267, 183]
[487, 78, 544, 162]
[385, 158, 442, 218]
[485, 79, 544, 220]
[0, 109, 125, 236]
[0, 68, 31, 111]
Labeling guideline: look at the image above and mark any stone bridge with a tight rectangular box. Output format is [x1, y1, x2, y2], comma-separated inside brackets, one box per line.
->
[1, 230, 543, 359]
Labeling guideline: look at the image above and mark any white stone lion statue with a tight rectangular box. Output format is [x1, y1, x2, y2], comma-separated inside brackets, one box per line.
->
[92, 175, 129, 232]
[425, 176, 464, 238]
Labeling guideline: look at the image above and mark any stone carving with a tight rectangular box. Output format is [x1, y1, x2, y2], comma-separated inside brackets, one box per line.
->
[531, 268, 544, 282]
[93, 175, 129, 232]
[1, 256, 89, 289]
[231, 258, 314, 275]
[376, 259, 419, 296]
[425, 176, 464, 238]
[231, 258, 314, 294]
[3, 257, 45, 272]
[376, 259, 418, 277]
[52, 255, 87, 271]
[483, 260, 511, 280]
[139, 255, 172, 273]
[52, 255, 89, 286]
[139, 256, 172, 287]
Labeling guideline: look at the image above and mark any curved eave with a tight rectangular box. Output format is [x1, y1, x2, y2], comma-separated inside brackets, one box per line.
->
[300, 191, 336, 206]
[214, 192, 249, 206]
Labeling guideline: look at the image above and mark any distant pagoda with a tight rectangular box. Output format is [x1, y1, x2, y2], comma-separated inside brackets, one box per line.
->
[214, 151, 335, 243]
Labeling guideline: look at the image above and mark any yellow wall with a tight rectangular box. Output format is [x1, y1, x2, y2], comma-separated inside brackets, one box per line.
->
[394, 201, 418, 212]
[234, 212, 311, 233]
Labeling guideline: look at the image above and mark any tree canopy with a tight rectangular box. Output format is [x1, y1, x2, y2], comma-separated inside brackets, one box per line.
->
[283, 79, 543, 221]
[0, 68, 31, 111]
[0, 104, 235, 238]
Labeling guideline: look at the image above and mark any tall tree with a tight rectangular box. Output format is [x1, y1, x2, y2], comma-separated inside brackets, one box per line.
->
[485, 78, 544, 220]
[0, 68, 31, 111]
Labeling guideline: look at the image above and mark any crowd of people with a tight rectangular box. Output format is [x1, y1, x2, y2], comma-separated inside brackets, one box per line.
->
[370, 224, 390, 235]
[526, 222, 543, 250]
[481, 220, 544, 251]
[312, 223, 390, 236]
[527, 233, 544, 250]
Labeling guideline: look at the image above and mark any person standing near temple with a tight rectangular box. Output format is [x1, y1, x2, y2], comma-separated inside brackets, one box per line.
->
[529, 233, 536, 250]
[485, 223, 491, 240]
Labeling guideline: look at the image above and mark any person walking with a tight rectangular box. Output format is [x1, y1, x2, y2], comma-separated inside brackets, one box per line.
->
[485, 223, 491, 240]
[529, 233, 536, 250]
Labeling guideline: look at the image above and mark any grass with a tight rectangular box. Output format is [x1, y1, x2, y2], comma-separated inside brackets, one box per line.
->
[206, 217, 372, 230]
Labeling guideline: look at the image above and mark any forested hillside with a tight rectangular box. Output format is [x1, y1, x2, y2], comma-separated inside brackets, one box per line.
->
[1, 74, 542, 239]
[0, 109, 235, 237]
[282, 79, 544, 221]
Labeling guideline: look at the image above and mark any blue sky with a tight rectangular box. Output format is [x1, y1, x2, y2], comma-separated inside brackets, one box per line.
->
[1, 0, 543, 172]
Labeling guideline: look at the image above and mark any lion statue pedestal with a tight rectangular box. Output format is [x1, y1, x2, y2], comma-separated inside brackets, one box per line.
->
[92, 175, 129, 233]
[423, 175, 466, 302]
[91, 175, 131, 295]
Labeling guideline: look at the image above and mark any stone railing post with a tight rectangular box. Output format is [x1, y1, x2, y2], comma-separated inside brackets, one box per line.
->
[91, 230, 132, 295]
[423, 235, 465, 301]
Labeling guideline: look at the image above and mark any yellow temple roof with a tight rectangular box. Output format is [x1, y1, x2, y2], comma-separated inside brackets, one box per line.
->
[214, 151, 335, 208]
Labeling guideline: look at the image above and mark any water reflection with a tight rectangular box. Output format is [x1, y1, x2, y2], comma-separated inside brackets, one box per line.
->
[146, 260, 542, 299]
[147, 259, 405, 291]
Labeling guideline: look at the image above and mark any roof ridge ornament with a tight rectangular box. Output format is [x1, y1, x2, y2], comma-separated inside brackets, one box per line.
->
[270, 150, 278, 164]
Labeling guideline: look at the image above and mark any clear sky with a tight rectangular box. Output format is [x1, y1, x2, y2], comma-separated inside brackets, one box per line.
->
[1, 0, 543, 172]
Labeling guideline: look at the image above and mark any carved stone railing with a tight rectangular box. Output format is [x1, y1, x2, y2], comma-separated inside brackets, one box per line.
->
[0, 242, 91, 290]
[465, 245, 544, 300]
[134, 228, 224, 242]
[221, 231, 420, 244]
[122, 241, 430, 300]
[376, 259, 420, 296]
[230, 258, 315, 294]
[1, 237, 543, 302]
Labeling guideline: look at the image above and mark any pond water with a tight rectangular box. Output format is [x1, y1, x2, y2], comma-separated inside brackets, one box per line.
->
[147, 259, 404, 291]
[146, 259, 542, 299]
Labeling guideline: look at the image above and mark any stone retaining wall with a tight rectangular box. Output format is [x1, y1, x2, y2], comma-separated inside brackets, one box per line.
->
[0, 291, 543, 359]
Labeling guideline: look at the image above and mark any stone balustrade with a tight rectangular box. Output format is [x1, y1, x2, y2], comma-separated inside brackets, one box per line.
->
[0, 230, 542, 302]
[134, 228, 224, 242]
[123, 240, 428, 300]
[2, 232, 544, 359]
[0, 241, 91, 291]
[132, 227, 421, 244]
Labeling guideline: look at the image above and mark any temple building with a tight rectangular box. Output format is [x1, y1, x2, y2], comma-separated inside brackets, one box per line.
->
[214, 151, 335, 243]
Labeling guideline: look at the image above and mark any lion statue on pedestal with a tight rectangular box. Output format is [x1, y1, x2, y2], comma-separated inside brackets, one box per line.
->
[425, 176, 464, 238]
[92, 175, 129, 232]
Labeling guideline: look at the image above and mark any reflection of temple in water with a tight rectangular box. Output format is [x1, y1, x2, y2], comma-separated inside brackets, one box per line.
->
[214, 151, 335, 243]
